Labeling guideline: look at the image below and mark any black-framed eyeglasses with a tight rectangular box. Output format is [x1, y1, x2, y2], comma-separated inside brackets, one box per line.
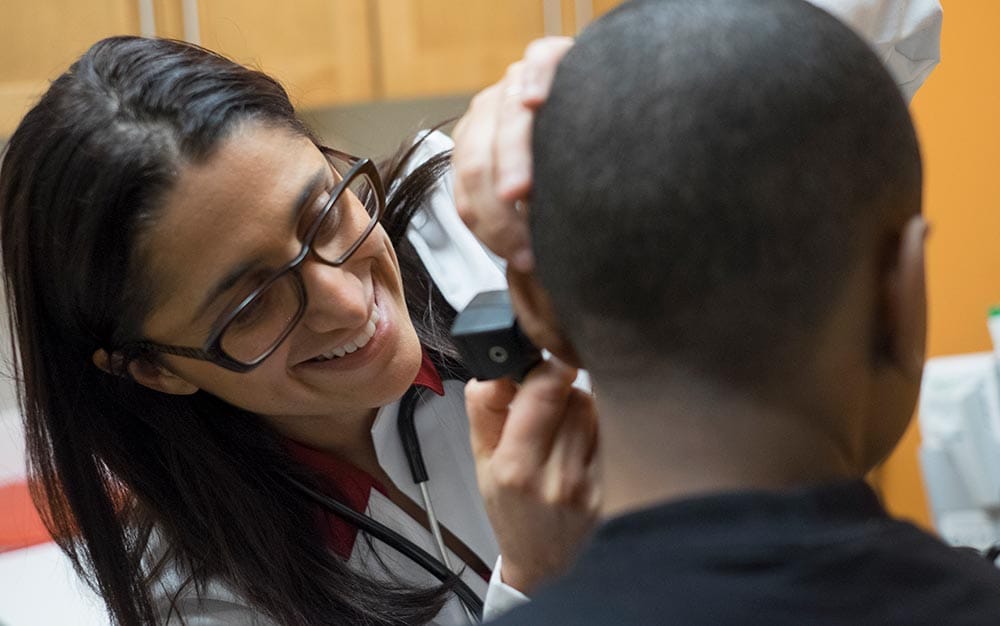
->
[127, 149, 386, 373]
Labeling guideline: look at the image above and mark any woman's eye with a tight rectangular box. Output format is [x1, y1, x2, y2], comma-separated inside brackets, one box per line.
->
[228, 286, 273, 330]
[315, 199, 343, 243]
[229, 298, 265, 330]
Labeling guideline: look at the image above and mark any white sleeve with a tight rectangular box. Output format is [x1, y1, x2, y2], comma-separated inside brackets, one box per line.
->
[401, 131, 508, 312]
[482, 555, 531, 622]
[806, 0, 942, 101]
[161, 597, 277, 625]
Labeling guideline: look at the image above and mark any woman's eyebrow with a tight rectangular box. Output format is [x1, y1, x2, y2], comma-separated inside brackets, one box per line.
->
[191, 166, 328, 323]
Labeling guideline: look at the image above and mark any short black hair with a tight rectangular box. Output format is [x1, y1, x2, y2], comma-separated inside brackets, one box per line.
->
[531, 0, 921, 385]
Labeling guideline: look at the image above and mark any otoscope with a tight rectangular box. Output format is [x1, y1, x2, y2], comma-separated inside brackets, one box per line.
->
[450, 290, 543, 382]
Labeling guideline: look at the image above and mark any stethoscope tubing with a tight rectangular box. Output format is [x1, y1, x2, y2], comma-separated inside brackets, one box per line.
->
[401, 386, 480, 624]
[287, 384, 484, 621]
[286, 475, 484, 620]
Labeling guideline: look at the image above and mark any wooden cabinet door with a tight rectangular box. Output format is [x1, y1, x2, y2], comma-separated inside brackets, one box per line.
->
[0, 1, 140, 138]
[375, 0, 551, 99]
[195, 0, 375, 109]
[591, 0, 625, 18]
[560, 0, 626, 34]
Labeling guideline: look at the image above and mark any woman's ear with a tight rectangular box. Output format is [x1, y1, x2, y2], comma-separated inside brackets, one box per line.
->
[92, 348, 117, 375]
[92, 348, 199, 395]
[506, 268, 583, 368]
[881, 215, 929, 381]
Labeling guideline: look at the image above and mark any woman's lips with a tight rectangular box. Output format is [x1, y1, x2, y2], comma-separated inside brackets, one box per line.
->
[294, 285, 391, 373]
[307, 305, 380, 361]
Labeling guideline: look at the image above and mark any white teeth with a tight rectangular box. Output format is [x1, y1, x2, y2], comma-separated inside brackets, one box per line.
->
[310, 305, 380, 362]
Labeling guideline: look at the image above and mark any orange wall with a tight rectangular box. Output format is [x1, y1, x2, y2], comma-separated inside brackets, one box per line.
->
[876, 0, 1000, 527]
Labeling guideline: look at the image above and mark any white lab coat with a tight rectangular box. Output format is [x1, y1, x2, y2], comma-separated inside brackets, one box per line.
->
[147, 1, 942, 622]
[811, 0, 942, 101]
[149, 379, 523, 625]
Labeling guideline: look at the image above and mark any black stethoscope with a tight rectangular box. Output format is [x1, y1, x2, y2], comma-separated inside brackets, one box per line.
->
[286, 385, 484, 622]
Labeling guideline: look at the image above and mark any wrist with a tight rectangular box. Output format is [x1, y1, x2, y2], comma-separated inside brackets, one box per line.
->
[499, 558, 543, 595]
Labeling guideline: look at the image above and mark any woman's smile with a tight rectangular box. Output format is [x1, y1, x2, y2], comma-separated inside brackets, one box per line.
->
[139, 121, 423, 423]
[292, 279, 398, 375]
[304, 306, 379, 362]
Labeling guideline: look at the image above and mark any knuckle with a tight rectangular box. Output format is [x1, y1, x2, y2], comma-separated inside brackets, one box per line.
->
[524, 38, 549, 60]
[534, 381, 571, 407]
[455, 152, 488, 182]
[494, 462, 535, 491]
[504, 60, 526, 80]
[544, 472, 586, 505]
[451, 116, 468, 139]
[470, 84, 498, 109]
[525, 37, 563, 65]
[455, 201, 476, 226]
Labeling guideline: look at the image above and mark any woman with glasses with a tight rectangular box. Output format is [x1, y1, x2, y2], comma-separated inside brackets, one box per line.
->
[0, 36, 597, 625]
[0, 0, 942, 622]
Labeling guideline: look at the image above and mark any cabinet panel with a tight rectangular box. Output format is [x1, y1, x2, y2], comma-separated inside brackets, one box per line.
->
[0, 1, 140, 138]
[376, 0, 548, 99]
[591, 0, 625, 18]
[561, 0, 626, 34]
[197, 0, 375, 109]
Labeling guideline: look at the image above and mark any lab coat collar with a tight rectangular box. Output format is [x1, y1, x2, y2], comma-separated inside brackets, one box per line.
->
[284, 351, 445, 558]
[412, 350, 445, 396]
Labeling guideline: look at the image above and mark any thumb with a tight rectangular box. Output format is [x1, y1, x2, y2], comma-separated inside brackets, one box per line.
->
[465, 378, 519, 459]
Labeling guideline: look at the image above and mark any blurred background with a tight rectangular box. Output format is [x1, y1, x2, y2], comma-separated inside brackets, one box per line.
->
[872, 0, 999, 535]
[0, 1, 623, 152]
[0, 0, 998, 623]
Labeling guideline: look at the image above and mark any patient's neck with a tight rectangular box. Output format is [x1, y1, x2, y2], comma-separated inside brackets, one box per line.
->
[595, 373, 860, 520]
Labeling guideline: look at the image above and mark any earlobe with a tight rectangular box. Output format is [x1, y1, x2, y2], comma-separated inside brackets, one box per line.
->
[883, 215, 929, 381]
[126, 357, 200, 396]
[92, 349, 114, 375]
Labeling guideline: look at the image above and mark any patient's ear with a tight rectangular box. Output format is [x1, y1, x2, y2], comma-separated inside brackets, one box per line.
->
[506, 268, 582, 368]
[881, 215, 928, 381]
[92, 348, 199, 395]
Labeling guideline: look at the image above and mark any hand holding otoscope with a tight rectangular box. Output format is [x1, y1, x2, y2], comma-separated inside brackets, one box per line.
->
[450, 288, 598, 595]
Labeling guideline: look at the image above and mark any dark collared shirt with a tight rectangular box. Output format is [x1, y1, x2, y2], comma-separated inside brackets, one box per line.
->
[494, 481, 1000, 625]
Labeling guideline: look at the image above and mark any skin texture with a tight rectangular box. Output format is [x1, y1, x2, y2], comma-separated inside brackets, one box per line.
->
[127, 121, 423, 466]
[594, 213, 928, 518]
[454, 38, 601, 593]
[465, 360, 599, 593]
[452, 37, 574, 274]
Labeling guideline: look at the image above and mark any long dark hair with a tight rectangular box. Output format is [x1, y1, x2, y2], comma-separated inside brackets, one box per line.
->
[0, 36, 465, 625]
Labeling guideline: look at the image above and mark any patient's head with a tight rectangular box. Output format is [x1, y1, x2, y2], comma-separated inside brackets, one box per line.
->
[530, 0, 925, 469]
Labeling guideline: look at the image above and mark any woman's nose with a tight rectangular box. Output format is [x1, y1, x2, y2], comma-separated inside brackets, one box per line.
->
[298, 259, 369, 334]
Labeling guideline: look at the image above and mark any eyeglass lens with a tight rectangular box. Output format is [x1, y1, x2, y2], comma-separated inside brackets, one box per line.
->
[218, 168, 379, 364]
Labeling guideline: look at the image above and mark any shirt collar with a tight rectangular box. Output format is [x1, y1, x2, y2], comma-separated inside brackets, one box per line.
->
[285, 349, 445, 557]
[594, 480, 885, 549]
[413, 350, 445, 396]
